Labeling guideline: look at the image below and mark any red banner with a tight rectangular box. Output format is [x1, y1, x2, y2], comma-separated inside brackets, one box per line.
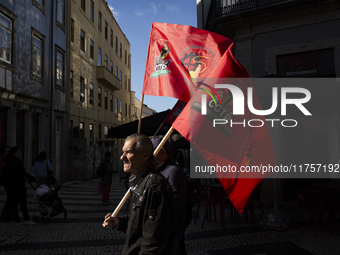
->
[142, 23, 233, 103]
[173, 44, 276, 213]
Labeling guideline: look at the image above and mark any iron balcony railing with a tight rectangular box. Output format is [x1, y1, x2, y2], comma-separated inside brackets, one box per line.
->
[218, 0, 291, 15]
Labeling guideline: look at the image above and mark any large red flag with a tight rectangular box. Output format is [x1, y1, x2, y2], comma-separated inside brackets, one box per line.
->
[142, 23, 233, 103]
[173, 44, 276, 213]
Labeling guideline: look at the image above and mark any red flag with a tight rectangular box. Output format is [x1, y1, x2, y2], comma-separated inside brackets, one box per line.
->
[163, 100, 186, 124]
[142, 23, 233, 103]
[173, 44, 276, 213]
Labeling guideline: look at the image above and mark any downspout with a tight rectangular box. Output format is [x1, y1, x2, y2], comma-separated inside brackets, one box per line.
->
[49, 0, 54, 163]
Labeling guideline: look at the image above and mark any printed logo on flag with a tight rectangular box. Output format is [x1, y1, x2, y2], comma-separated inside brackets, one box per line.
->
[191, 77, 242, 139]
[151, 41, 172, 78]
[180, 46, 218, 83]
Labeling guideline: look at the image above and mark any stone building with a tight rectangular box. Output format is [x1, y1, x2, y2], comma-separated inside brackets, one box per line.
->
[67, 0, 142, 178]
[197, 0, 340, 201]
[68, 0, 132, 146]
[0, 0, 68, 179]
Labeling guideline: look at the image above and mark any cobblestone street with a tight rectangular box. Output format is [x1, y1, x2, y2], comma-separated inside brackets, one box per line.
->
[1, 173, 340, 255]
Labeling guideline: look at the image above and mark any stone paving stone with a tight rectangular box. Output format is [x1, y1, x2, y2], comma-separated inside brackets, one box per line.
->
[1, 173, 340, 255]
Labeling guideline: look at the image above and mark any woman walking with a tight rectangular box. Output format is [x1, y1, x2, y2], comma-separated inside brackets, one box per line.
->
[33, 151, 53, 209]
[100, 151, 113, 205]
[3, 147, 36, 225]
[33, 151, 53, 187]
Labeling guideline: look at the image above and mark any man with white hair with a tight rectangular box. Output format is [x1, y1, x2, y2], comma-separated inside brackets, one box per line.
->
[103, 133, 176, 255]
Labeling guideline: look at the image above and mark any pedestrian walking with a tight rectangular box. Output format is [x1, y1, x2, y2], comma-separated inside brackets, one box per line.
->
[102, 133, 176, 255]
[3, 147, 36, 225]
[0, 145, 11, 222]
[33, 151, 53, 208]
[33, 151, 53, 187]
[100, 151, 113, 205]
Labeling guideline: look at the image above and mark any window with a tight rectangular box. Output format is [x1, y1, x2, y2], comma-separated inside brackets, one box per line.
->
[70, 70, 74, 98]
[81, 0, 85, 11]
[120, 100, 122, 112]
[125, 103, 127, 117]
[33, 0, 45, 14]
[104, 91, 108, 110]
[110, 94, 113, 112]
[105, 21, 108, 40]
[90, 39, 94, 60]
[104, 125, 108, 139]
[98, 87, 102, 107]
[110, 30, 113, 47]
[128, 105, 130, 117]
[105, 54, 108, 68]
[55, 46, 65, 88]
[125, 75, 127, 90]
[0, 12, 13, 64]
[119, 43, 122, 58]
[98, 47, 101, 66]
[115, 98, 118, 114]
[128, 54, 131, 68]
[89, 124, 94, 138]
[115, 37, 118, 53]
[80, 76, 85, 102]
[89, 82, 94, 105]
[125, 50, 127, 65]
[80, 29, 85, 53]
[110, 61, 113, 73]
[115, 66, 118, 77]
[31, 28, 44, 80]
[128, 78, 131, 92]
[119, 70, 122, 86]
[79, 122, 84, 138]
[90, 1, 94, 22]
[98, 12, 101, 32]
[70, 19, 74, 43]
[56, 0, 65, 27]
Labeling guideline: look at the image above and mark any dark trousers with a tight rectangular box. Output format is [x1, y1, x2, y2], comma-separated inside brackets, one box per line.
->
[102, 185, 111, 203]
[10, 190, 30, 222]
[0, 185, 12, 220]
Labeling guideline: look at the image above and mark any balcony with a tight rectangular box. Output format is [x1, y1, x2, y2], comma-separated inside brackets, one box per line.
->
[96, 66, 120, 90]
[217, 0, 290, 15]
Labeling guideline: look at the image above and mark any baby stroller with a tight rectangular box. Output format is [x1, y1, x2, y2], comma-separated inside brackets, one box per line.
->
[31, 176, 67, 223]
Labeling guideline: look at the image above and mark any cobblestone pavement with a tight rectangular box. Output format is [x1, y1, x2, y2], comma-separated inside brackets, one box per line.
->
[0, 173, 340, 255]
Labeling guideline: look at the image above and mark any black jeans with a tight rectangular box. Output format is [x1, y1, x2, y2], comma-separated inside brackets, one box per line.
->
[10, 189, 30, 222]
[0, 185, 12, 220]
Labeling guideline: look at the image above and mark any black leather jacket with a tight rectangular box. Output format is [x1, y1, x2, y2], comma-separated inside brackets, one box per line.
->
[117, 167, 176, 255]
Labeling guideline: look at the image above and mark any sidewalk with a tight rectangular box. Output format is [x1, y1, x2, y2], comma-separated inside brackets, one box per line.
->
[0, 173, 339, 255]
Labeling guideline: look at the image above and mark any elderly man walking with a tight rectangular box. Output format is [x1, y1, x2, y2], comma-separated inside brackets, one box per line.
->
[102, 133, 176, 255]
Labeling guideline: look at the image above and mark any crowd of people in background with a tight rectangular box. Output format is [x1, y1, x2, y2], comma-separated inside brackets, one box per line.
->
[0, 146, 54, 226]
[0, 135, 191, 254]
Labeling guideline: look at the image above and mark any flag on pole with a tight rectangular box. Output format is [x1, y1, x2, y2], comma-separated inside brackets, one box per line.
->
[163, 100, 186, 124]
[172, 44, 276, 213]
[142, 23, 233, 103]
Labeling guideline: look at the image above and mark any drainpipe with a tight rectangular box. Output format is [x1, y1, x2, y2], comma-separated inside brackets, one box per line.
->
[49, 0, 54, 163]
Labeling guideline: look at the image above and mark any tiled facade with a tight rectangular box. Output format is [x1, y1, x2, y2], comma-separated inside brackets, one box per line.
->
[0, 0, 68, 179]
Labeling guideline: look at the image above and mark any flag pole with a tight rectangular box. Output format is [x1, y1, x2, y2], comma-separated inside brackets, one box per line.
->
[137, 95, 145, 133]
[152, 122, 164, 138]
[111, 126, 175, 217]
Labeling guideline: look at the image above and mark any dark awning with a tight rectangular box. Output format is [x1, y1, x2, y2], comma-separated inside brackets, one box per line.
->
[108, 110, 177, 138]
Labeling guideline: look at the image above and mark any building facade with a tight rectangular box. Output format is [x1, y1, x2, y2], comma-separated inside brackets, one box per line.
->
[0, 0, 68, 179]
[197, 0, 340, 201]
[68, 0, 142, 178]
[68, 0, 132, 147]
